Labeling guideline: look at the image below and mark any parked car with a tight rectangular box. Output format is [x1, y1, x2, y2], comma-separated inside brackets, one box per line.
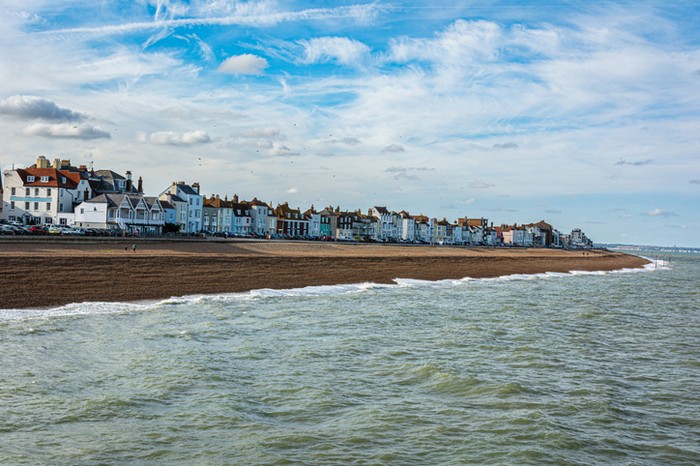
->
[61, 227, 86, 235]
[0, 225, 16, 235]
[28, 225, 47, 235]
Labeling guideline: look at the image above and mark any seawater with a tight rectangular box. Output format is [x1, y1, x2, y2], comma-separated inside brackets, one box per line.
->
[1, 253, 698, 465]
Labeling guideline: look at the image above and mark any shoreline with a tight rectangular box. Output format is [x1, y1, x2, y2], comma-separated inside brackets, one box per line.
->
[0, 240, 650, 310]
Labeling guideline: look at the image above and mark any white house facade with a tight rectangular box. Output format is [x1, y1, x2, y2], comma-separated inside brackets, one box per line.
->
[159, 182, 204, 234]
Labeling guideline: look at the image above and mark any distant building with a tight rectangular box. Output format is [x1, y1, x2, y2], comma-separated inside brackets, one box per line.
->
[74, 193, 166, 234]
[159, 181, 204, 234]
[2, 157, 92, 225]
[274, 202, 308, 237]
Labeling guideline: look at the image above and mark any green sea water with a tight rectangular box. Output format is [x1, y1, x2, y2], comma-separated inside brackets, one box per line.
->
[1, 253, 698, 465]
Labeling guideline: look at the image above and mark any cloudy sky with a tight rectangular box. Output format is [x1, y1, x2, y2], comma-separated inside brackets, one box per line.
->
[1, 1, 698, 247]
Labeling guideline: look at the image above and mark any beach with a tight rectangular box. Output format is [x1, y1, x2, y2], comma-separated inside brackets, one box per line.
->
[0, 239, 648, 309]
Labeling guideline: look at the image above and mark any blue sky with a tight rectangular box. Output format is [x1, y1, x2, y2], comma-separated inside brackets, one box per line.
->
[0, 1, 698, 247]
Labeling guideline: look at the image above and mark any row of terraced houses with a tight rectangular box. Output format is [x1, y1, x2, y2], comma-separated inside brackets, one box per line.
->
[0, 156, 593, 248]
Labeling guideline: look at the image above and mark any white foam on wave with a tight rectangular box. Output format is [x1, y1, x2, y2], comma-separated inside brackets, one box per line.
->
[1, 258, 663, 322]
[640, 256, 671, 271]
[0, 300, 155, 323]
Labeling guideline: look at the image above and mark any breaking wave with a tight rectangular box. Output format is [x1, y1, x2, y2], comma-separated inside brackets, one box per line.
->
[0, 256, 664, 322]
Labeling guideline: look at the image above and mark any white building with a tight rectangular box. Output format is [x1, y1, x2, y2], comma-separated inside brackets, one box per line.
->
[371, 206, 398, 241]
[246, 198, 275, 236]
[399, 212, 415, 242]
[74, 194, 166, 234]
[2, 161, 92, 225]
[159, 182, 204, 234]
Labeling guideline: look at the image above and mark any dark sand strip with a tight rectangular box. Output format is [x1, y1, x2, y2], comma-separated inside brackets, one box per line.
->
[0, 240, 648, 309]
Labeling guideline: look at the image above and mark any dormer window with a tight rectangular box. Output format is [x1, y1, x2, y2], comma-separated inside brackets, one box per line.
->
[27, 175, 35, 182]
[40, 176, 49, 182]
[60, 176, 66, 184]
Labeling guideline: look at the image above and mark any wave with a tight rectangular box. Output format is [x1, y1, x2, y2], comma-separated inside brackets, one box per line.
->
[0, 259, 666, 322]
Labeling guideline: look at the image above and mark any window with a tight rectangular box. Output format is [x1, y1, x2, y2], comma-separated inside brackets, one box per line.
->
[41, 176, 49, 182]
[34, 202, 39, 210]
[25, 188, 30, 196]
[25, 202, 30, 210]
[27, 175, 35, 182]
[47, 188, 52, 196]
[35, 188, 39, 196]
[60, 177, 66, 184]
[47, 202, 51, 210]
[10, 201, 15, 209]
[80, 208, 84, 214]
[11, 187, 15, 195]
[60, 218, 67, 225]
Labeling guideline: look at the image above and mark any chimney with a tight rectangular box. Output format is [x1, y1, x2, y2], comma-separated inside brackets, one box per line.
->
[36, 156, 49, 168]
[79, 165, 87, 172]
[61, 159, 70, 169]
[125, 171, 133, 192]
[53, 158, 61, 169]
[137, 176, 143, 193]
[233, 194, 239, 203]
[192, 182, 200, 194]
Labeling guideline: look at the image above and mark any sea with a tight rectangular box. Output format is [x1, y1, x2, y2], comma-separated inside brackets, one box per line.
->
[1, 251, 698, 465]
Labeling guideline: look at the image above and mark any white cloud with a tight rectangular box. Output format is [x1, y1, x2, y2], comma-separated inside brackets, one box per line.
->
[388, 19, 502, 64]
[298, 37, 370, 65]
[149, 130, 211, 145]
[219, 54, 269, 75]
[0, 95, 85, 121]
[647, 208, 677, 218]
[189, 33, 215, 61]
[23, 123, 110, 139]
[42, 4, 384, 35]
[286, 187, 298, 194]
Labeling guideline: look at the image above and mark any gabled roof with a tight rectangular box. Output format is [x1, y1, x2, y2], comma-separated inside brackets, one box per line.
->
[84, 194, 118, 207]
[16, 168, 82, 189]
[159, 200, 174, 210]
[91, 169, 138, 194]
[161, 192, 186, 203]
[176, 184, 199, 196]
[246, 197, 271, 207]
[373, 206, 390, 214]
[231, 202, 250, 216]
[143, 197, 162, 209]
[93, 169, 126, 181]
[204, 196, 233, 209]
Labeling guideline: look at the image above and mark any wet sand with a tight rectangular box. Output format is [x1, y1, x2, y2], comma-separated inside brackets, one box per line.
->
[0, 239, 649, 309]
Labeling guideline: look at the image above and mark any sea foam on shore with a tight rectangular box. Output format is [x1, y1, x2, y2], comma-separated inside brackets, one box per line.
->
[0, 257, 666, 322]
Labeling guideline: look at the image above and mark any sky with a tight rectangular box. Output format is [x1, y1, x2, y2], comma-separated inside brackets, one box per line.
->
[0, 0, 698, 247]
